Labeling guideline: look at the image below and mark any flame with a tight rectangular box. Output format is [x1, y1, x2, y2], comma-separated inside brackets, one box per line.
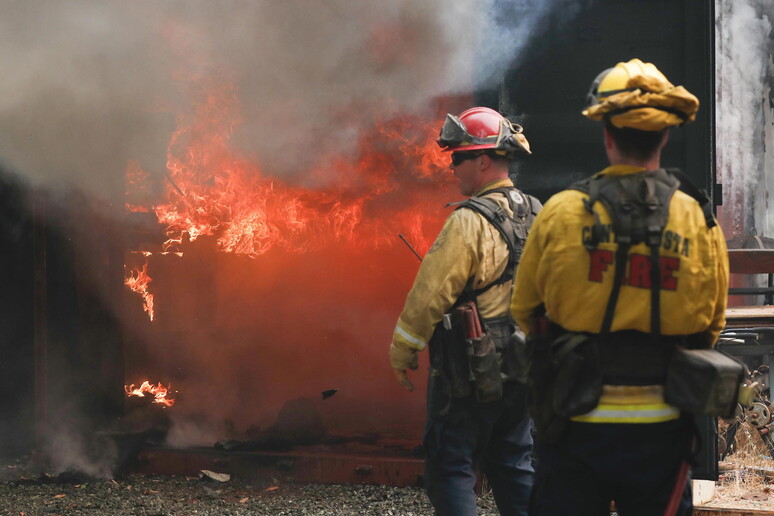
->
[124, 261, 155, 321]
[124, 75, 458, 322]
[125, 380, 176, 407]
[125, 80, 451, 259]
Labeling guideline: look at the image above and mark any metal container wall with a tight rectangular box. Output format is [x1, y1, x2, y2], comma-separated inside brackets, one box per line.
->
[479, 0, 715, 205]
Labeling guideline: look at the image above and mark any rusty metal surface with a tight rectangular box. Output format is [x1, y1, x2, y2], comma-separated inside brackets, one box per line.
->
[132, 447, 424, 487]
[728, 250, 774, 275]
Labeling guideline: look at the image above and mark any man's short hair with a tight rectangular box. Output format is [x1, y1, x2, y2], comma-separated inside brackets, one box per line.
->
[484, 151, 512, 166]
[604, 119, 667, 162]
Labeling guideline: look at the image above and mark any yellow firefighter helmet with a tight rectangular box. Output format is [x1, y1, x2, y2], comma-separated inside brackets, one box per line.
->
[583, 58, 699, 131]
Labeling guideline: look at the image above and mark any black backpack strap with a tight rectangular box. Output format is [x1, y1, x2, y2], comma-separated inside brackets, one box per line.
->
[525, 193, 543, 226]
[454, 187, 535, 299]
[574, 170, 680, 342]
[665, 168, 716, 229]
[643, 172, 671, 343]
[600, 242, 631, 340]
[600, 223, 661, 346]
[572, 176, 608, 251]
[483, 186, 539, 225]
[459, 196, 520, 268]
[650, 239, 661, 343]
[574, 169, 714, 229]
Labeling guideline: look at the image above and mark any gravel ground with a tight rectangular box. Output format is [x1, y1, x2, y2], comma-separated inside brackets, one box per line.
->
[0, 456, 501, 516]
[6, 454, 772, 515]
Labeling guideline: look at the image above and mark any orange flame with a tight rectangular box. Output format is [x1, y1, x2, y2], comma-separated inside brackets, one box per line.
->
[125, 380, 176, 407]
[124, 77, 458, 323]
[125, 80, 451, 259]
[124, 261, 155, 321]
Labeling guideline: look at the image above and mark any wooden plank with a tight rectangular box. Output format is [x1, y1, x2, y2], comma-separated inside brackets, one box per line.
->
[726, 306, 774, 320]
[725, 306, 774, 328]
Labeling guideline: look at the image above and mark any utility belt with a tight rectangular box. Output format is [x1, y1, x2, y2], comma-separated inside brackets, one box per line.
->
[428, 303, 527, 404]
[597, 330, 704, 385]
[529, 321, 743, 443]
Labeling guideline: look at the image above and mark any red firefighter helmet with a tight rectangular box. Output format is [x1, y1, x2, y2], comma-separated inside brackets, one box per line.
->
[437, 106, 531, 156]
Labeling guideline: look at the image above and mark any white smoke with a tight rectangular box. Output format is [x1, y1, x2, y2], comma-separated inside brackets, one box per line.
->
[165, 414, 230, 449]
[0, 0, 569, 194]
[44, 421, 118, 479]
[765, 58, 774, 238]
[715, 0, 774, 238]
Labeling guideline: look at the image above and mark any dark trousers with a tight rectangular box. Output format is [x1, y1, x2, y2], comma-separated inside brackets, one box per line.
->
[423, 376, 534, 516]
[531, 418, 693, 516]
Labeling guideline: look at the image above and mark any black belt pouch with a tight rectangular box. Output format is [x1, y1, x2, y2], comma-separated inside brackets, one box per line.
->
[528, 334, 568, 443]
[429, 315, 472, 398]
[470, 332, 502, 403]
[664, 348, 744, 418]
[551, 332, 603, 418]
[502, 328, 530, 384]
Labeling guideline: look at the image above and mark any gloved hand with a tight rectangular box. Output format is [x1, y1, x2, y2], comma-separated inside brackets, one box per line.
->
[390, 341, 418, 392]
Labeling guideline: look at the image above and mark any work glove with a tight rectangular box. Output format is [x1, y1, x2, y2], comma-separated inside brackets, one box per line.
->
[390, 341, 418, 392]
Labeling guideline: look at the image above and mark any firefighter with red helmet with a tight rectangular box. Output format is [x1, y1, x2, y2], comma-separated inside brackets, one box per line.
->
[511, 59, 729, 515]
[390, 106, 539, 515]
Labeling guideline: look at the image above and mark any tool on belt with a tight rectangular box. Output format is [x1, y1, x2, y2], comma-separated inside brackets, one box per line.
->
[430, 301, 502, 402]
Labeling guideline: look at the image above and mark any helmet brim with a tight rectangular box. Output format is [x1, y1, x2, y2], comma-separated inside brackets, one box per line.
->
[440, 143, 500, 153]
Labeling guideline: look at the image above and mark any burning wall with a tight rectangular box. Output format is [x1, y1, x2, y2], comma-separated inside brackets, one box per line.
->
[121, 81, 465, 440]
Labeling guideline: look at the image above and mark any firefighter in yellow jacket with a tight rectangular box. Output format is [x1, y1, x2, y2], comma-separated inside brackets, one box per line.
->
[511, 59, 729, 515]
[390, 107, 539, 516]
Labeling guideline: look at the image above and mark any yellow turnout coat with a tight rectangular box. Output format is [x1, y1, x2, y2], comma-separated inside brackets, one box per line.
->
[511, 165, 729, 423]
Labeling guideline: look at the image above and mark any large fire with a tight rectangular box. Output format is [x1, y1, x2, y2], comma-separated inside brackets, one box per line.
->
[153, 86, 449, 256]
[124, 78, 453, 321]
[125, 381, 176, 408]
[122, 73, 464, 435]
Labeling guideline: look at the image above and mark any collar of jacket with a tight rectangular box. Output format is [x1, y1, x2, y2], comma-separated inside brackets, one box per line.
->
[594, 164, 647, 177]
[472, 177, 514, 197]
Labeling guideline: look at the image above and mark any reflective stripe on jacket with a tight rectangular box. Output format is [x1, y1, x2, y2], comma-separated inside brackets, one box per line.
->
[570, 385, 679, 424]
[511, 165, 729, 423]
[392, 178, 516, 353]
